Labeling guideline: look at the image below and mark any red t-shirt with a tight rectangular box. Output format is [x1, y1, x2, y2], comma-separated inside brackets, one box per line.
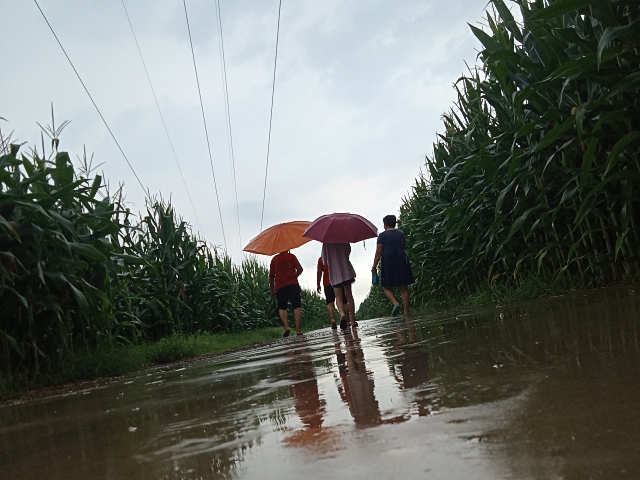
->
[317, 257, 331, 286]
[269, 252, 302, 292]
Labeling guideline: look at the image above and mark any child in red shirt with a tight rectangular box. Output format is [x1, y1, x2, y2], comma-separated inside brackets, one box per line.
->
[269, 250, 304, 336]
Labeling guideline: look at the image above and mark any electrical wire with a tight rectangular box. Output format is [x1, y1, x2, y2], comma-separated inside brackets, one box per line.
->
[215, 0, 242, 250]
[33, 0, 147, 195]
[182, 0, 227, 250]
[260, 0, 282, 232]
[121, 0, 204, 234]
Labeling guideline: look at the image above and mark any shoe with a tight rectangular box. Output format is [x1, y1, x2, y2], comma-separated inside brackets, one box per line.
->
[296, 331, 304, 336]
[403, 312, 412, 317]
[391, 304, 402, 317]
[339, 318, 348, 330]
[283, 329, 290, 338]
[331, 321, 337, 330]
[351, 321, 358, 328]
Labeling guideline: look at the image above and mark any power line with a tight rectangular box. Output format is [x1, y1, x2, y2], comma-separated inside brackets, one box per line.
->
[215, 0, 242, 250]
[33, 0, 147, 196]
[260, 0, 283, 232]
[121, 0, 204, 234]
[182, 0, 227, 250]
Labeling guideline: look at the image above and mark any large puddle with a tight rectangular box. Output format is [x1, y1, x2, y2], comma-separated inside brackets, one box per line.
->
[2, 288, 640, 479]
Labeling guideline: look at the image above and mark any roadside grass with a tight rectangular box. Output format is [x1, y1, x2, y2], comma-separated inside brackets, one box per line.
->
[357, 275, 640, 320]
[1, 324, 330, 402]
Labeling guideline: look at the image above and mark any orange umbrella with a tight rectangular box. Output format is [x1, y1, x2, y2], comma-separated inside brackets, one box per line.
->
[243, 221, 312, 256]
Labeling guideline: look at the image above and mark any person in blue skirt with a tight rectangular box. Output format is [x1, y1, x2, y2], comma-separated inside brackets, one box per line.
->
[371, 214, 415, 316]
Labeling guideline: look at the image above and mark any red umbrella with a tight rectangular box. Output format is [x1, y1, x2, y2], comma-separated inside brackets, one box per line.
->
[303, 213, 378, 243]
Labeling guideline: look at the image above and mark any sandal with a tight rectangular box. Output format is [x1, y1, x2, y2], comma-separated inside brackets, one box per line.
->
[331, 321, 337, 330]
[339, 318, 348, 330]
[350, 321, 358, 328]
[283, 329, 290, 338]
[391, 304, 402, 317]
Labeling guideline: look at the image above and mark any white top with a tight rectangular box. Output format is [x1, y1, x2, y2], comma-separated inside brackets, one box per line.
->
[321, 243, 356, 285]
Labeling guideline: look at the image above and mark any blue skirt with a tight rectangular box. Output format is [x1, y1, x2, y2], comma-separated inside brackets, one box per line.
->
[380, 251, 415, 288]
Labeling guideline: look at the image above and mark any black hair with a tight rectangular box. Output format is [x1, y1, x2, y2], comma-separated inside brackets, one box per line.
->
[383, 214, 396, 228]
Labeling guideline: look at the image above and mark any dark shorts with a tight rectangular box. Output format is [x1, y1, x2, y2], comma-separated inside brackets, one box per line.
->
[332, 278, 355, 288]
[276, 284, 302, 310]
[324, 285, 347, 305]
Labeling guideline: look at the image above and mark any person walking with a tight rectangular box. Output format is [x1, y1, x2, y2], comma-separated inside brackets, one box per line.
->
[321, 243, 357, 329]
[317, 256, 349, 329]
[269, 250, 304, 337]
[371, 215, 415, 317]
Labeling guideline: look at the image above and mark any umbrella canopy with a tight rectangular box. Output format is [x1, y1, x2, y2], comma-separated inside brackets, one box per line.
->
[243, 221, 312, 256]
[303, 213, 378, 243]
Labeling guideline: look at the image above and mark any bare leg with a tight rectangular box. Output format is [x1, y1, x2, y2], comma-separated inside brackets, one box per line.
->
[342, 300, 350, 323]
[334, 287, 346, 319]
[327, 302, 337, 327]
[279, 309, 290, 333]
[383, 287, 399, 306]
[343, 284, 357, 326]
[293, 307, 302, 334]
[398, 285, 410, 314]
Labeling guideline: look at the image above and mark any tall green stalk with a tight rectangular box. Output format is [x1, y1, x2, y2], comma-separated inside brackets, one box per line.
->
[392, 0, 640, 305]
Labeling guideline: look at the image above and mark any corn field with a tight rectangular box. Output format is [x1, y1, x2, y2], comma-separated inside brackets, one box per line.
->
[0, 128, 325, 383]
[393, 0, 640, 305]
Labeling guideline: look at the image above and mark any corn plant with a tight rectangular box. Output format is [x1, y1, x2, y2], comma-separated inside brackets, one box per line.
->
[0, 125, 326, 384]
[0, 142, 125, 381]
[396, 0, 640, 304]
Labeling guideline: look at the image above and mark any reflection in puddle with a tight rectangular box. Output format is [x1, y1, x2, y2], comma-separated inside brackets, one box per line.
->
[1, 288, 640, 479]
[282, 343, 341, 455]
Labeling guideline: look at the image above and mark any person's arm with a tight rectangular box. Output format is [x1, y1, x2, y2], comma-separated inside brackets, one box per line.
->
[269, 259, 276, 297]
[269, 276, 276, 297]
[371, 243, 383, 274]
[317, 265, 322, 293]
[295, 260, 304, 278]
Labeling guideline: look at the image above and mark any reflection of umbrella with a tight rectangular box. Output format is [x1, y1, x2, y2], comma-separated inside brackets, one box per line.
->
[303, 213, 377, 243]
[283, 426, 342, 454]
[243, 221, 312, 256]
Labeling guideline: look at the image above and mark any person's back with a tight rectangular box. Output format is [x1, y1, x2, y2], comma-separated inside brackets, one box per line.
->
[317, 256, 349, 329]
[377, 228, 406, 254]
[269, 251, 303, 336]
[372, 215, 414, 317]
[270, 252, 301, 291]
[321, 243, 357, 329]
[321, 243, 356, 286]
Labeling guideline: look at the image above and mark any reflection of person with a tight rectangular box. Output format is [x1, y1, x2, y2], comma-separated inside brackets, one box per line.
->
[317, 257, 349, 330]
[288, 347, 325, 430]
[321, 243, 357, 329]
[269, 250, 303, 337]
[283, 344, 339, 454]
[371, 215, 415, 317]
[334, 330, 407, 428]
[334, 330, 381, 427]
[390, 318, 432, 416]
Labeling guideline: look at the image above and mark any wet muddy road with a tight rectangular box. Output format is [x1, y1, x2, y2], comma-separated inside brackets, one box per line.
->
[2, 289, 640, 479]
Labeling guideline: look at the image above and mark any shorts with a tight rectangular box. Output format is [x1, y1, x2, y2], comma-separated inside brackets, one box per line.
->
[276, 284, 302, 310]
[324, 285, 348, 305]
[332, 278, 355, 288]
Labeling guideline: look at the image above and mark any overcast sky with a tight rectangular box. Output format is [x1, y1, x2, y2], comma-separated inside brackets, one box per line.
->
[2, 0, 491, 307]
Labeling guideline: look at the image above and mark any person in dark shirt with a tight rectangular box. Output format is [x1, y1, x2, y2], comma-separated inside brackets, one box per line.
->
[371, 215, 415, 316]
[270, 250, 304, 336]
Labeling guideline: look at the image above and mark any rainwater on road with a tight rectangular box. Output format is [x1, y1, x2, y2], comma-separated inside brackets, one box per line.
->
[2, 288, 640, 479]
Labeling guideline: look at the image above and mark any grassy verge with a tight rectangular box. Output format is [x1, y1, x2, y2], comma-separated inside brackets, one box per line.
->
[357, 275, 640, 320]
[0, 324, 326, 402]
